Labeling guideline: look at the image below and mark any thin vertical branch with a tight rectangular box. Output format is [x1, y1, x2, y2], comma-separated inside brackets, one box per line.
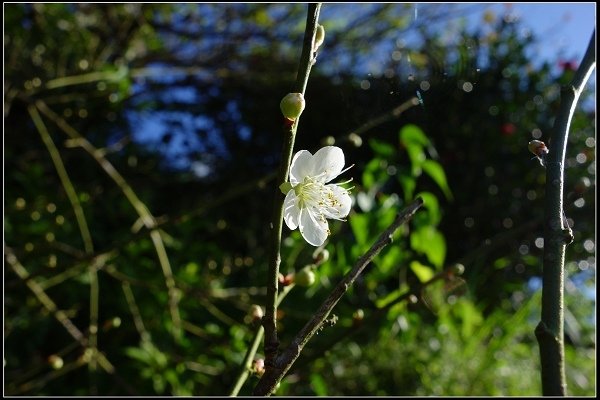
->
[28, 105, 100, 393]
[230, 284, 295, 397]
[88, 262, 99, 394]
[4, 246, 115, 375]
[535, 30, 595, 396]
[121, 281, 152, 342]
[294, 4, 322, 95]
[28, 105, 94, 254]
[230, 325, 265, 397]
[263, 2, 322, 371]
[34, 100, 182, 340]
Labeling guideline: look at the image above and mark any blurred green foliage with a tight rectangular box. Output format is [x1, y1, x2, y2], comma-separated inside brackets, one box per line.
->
[4, 3, 595, 396]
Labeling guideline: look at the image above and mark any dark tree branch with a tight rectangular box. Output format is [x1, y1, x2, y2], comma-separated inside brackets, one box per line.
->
[262, 1, 322, 374]
[536, 30, 595, 396]
[254, 197, 424, 396]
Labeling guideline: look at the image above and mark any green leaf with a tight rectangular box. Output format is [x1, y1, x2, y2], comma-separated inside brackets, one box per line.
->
[375, 287, 404, 308]
[405, 143, 425, 174]
[415, 191, 441, 225]
[521, 254, 540, 268]
[369, 138, 396, 157]
[398, 173, 416, 202]
[310, 373, 328, 396]
[254, 8, 272, 26]
[421, 159, 453, 200]
[410, 226, 446, 268]
[377, 246, 402, 275]
[399, 124, 430, 147]
[493, 257, 511, 270]
[362, 157, 384, 189]
[335, 241, 347, 273]
[410, 260, 435, 283]
[349, 213, 369, 245]
[125, 346, 151, 364]
[452, 299, 483, 338]
[376, 201, 398, 230]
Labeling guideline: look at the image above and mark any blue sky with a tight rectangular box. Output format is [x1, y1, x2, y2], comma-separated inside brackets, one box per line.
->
[477, 3, 595, 64]
[128, 3, 596, 170]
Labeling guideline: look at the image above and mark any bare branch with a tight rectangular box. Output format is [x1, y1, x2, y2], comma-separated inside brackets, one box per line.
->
[254, 197, 424, 395]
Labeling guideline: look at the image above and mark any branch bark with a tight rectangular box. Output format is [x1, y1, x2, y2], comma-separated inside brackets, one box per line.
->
[536, 30, 595, 396]
[229, 284, 295, 397]
[262, 2, 322, 372]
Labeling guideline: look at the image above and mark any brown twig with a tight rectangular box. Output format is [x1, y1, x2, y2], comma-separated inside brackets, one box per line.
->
[254, 197, 423, 395]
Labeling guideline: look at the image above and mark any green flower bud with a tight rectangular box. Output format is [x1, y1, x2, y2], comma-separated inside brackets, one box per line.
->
[48, 355, 64, 370]
[294, 266, 316, 287]
[348, 132, 363, 148]
[321, 136, 335, 146]
[352, 308, 364, 322]
[450, 263, 465, 276]
[280, 92, 305, 120]
[314, 24, 325, 50]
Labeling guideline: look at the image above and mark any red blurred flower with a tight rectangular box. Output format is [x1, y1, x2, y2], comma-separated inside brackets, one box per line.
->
[501, 122, 516, 136]
[558, 59, 578, 72]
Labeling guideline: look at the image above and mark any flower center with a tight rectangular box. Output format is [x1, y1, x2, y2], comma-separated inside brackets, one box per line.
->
[294, 176, 325, 209]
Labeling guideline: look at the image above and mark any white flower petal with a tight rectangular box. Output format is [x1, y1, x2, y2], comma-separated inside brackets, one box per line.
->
[283, 191, 300, 230]
[299, 207, 329, 247]
[320, 185, 352, 220]
[311, 146, 345, 183]
[286, 146, 352, 246]
[289, 150, 313, 185]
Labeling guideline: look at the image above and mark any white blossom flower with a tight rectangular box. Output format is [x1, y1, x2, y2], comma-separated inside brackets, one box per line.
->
[283, 146, 352, 246]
